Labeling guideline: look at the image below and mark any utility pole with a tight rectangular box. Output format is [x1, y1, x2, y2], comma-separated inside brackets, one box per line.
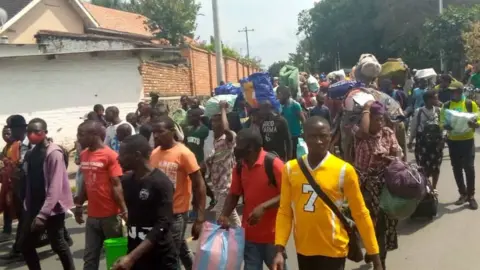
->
[212, 0, 224, 84]
[439, 0, 445, 73]
[238, 27, 254, 58]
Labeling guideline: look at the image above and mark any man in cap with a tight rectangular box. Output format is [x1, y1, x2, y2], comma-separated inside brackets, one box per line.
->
[441, 81, 480, 210]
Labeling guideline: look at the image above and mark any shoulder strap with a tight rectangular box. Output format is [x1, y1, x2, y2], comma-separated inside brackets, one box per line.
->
[466, 99, 473, 113]
[264, 152, 277, 187]
[444, 101, 451, 110]
[296, 158, 352, 234]
[416, 108, 423, 131]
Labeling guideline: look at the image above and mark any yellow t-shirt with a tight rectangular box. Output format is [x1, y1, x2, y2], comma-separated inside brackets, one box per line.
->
[275, 153, 379, 257]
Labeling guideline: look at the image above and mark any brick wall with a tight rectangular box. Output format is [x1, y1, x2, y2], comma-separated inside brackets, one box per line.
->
[140, 61, 192, 97]
[139, 46, 259, 101]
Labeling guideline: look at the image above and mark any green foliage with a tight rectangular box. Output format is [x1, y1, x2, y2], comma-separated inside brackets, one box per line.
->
[90, 0, 127, 9]
[196, 38, 261, 69]
[296, 0, 480, 75]
[128, 0, 201, 46]
[268, 61, 288, 77]
[463, 22, 480, 62]
[423, 5, 480, 72]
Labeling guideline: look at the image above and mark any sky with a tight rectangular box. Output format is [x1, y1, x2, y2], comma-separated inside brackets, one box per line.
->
[195, 0, 315, 67]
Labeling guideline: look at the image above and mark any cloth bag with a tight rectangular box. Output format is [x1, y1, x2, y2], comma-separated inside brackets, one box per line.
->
[204, 95, 237, 117]
[384, 159, 427, 200]
[193, 222, 245, 270]
[380, 187, 421, 220]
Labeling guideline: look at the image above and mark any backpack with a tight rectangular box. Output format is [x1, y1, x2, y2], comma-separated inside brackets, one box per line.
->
[236, 152, 278, 188]
[416, 107, 442, 144]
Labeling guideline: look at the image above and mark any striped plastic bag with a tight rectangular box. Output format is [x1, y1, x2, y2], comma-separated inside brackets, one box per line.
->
[193, 222, 245, 270]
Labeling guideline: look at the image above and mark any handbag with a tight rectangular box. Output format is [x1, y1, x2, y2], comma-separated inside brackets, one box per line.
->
[297, 158, 364, 263]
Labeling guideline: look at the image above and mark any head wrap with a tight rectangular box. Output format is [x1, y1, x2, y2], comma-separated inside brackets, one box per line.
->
[370, 101, 385, 115]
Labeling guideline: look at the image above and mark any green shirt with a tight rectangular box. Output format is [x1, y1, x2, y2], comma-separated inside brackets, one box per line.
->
[470, 73, 480, 89]
[184, 124, 209, 163]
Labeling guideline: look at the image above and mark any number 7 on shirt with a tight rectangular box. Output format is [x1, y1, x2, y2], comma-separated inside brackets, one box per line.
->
[302, 184, 318, 212]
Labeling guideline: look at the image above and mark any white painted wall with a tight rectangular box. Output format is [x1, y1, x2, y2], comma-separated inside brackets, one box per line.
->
[0, 44, 43, 57]
[0, 53, 143, 148]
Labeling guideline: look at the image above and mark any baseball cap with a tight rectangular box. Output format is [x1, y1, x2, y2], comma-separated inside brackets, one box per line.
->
[448, 81, 464, 90]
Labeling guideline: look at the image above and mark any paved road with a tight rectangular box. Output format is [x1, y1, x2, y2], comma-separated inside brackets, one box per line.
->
[2, 136, 480, 269]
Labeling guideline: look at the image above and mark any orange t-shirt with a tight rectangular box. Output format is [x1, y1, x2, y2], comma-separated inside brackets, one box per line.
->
[80, 147, 123, 218]
[150, 143, 200, 214]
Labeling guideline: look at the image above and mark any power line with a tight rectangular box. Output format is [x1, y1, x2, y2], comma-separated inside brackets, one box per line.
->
[238, 27, 254, 58]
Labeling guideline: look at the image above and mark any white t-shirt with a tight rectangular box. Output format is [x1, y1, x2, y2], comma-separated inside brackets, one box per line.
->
[104, 121, 135, 152]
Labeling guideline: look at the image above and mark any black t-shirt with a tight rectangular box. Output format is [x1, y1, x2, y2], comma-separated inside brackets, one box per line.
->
[260, 114, 292, 161]
[122, 169, 177, 270]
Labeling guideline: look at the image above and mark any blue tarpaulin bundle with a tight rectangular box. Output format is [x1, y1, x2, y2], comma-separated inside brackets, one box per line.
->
[327, 80, 361, 100]
[243, 72, 281, 112]
[214, 83, 242, 96]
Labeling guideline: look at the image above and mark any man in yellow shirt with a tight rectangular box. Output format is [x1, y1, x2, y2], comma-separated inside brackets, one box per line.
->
[440, 81, 480, 209]
[272, 116, 382, 270]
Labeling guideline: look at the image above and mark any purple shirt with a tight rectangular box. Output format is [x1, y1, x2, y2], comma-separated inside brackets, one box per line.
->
[26, 144, 74, 220]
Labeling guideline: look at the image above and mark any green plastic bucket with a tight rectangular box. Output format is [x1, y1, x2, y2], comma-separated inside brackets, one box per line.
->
[104, 237, 128, 269]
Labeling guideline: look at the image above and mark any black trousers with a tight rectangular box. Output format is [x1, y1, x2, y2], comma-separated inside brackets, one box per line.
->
[297, 254, 346, 270]
[292, 136, 300, 160]
[22, 213, 75, 270]
[447, 139, 475, 196]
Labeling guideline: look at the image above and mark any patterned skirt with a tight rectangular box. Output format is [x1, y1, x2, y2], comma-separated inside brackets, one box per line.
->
[414, 133, 444, 176]
[356, 168, 398, 251]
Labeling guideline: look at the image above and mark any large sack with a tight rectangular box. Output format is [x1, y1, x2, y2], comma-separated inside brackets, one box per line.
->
[354, 54, 382, 83]
[214, 83, 242, 96]
[204, 95, 237, 117]
[444, 109, 478, 135]
[380, 187, 421, 220]
[343, 87, 404, 126]
[379, 58, 408, 86]
[193, 222, 245, 270]
[327, 80, 359, 100]
[307, 75, 320, 92]
[384, 159, 427, 200]
[242, 72, 281, 112]
[279, 65, 300, 97]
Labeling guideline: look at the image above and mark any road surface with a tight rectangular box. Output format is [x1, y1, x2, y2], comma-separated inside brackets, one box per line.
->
[1, 138, 480, 269]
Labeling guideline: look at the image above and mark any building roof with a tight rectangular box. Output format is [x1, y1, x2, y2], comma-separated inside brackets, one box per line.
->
[0, 0, 32, 23]
[0, 0, 98, 35]
[81, 2, 153, 38]
[35, 29, 165, 47]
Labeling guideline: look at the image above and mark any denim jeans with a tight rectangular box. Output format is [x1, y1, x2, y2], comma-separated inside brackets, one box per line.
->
[244, 241, 287, 270]
[21, 213, 74, 270]
[172, 213, 193, 270]
[83, 215, 123, 270]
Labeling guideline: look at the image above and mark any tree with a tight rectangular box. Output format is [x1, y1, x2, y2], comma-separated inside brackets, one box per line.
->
[423, 5, 480, 74]
[90, 0, 126, 9]
[130, 0, 201, 46]
[268, 61, 288, 77]
[463, 22, 480, 62]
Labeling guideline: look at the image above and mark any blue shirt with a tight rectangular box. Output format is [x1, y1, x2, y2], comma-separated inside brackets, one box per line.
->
[281, 99, 303, 137]
[310, 105, 332, 125]
[412, 88, 426, 109]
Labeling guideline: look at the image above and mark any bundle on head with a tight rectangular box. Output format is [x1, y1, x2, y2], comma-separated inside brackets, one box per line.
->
[354, 54, 382, 84]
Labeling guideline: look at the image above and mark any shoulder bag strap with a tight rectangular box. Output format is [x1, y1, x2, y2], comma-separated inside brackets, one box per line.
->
[296, 158, 353, 234]
[264, 153, 277, 187]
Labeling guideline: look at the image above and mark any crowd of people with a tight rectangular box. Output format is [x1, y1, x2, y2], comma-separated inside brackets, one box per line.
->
[0, 62, 479, 270]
